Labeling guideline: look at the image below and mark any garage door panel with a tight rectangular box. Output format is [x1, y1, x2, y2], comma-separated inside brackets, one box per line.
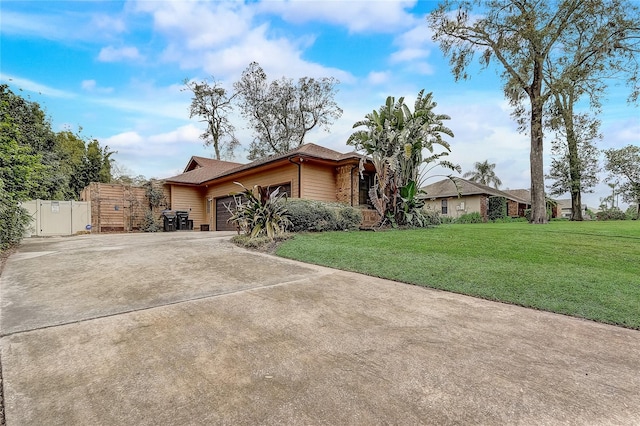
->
[216, 196, 240, 231]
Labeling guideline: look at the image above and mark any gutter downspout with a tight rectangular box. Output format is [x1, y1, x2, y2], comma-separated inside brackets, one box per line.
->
[288, 157, 302, 198]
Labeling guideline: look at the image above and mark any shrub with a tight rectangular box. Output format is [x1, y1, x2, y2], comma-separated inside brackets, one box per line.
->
[439, 215, 455, 224]
[141, 209, 160, 232]
[286, 199, 362, 232]
[596, 208, 627, 221]
[286, 199, 335, 231]
[455, 212, 484, 224]
[421, 208, 442, 226]
[488, 196, 507, 221]
[1, 182, 30, 250]
[336, 206, 363, 231]
[625, 205, 639, 220]
[231, 233, 292, 249]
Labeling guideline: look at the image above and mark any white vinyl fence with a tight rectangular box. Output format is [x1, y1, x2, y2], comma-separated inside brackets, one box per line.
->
[22, 200, 92, 237]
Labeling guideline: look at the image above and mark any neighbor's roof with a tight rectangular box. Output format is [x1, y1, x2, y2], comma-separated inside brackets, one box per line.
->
[421, 178, 531, 204]
[503, 189, 531, 203]
[165, 143, 364, 186]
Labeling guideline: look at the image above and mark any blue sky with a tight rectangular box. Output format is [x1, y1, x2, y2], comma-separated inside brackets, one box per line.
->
[1, 0, 638, 209]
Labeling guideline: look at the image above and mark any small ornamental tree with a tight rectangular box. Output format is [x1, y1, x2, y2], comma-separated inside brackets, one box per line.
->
[227, 182, 292, 240]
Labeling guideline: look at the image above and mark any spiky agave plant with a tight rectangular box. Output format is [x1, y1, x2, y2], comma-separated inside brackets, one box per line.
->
[226, 182, 292, 239]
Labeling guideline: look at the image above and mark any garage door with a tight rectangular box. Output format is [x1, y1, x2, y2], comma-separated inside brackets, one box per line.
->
[216, 195, 241, 231]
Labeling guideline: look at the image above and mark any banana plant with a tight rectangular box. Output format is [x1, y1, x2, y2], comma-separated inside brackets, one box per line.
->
[347, 90, 460, 227]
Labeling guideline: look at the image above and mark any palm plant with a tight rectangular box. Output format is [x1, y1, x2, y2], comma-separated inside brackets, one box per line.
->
[347, 90, 460, 226]
[463, 160, 502, 188]
[226, 182, 291, 239]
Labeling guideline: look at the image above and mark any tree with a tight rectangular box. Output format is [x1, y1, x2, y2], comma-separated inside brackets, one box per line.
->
[348, 90, 460, 227]
[541, 1, 639, 221]
[546, 113, 600, 218]
[463, 160, 502, 188]
[428, 0, 640, 224]
[234, 62, 343, 160]
[0, 87, 47, 249]
[183, 78, 239, 160]
[604, 145, 640, 217]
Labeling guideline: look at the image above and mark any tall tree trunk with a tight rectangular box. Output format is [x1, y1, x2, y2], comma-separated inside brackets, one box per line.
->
[211, 123, 221, 160]
[560, 100, 583, 221]
[529, 61, 548, 224]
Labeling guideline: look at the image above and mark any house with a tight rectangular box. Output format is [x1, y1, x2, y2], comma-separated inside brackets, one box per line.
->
[163, 143, 379, 231]
[421, 178, 532, 220]
[556, 198, 589, 219]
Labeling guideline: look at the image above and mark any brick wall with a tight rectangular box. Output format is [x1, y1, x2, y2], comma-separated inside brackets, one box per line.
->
[479, 195, 488, 221]
[360, 208, 381, 228]
[336, 165, 355, 204]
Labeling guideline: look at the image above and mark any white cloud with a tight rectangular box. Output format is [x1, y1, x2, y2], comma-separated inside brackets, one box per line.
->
[101, 124, 228, 179]
[1, 11, 73, 40]
[81, 79, 114, 94]
[1, 8, 128, 42]
[0, 74, 75, 98]
[389, 22, 437, 75]
[132, 1, 353, 83]
[390, 48, 430, 63]
[207, 25, 353, 82]
[258, 0, 418, 33]
[98, 46, 142, 62]
[90, 14, 126, 33]
[133, 0, 252, 50]
[366, 71, 391, 85]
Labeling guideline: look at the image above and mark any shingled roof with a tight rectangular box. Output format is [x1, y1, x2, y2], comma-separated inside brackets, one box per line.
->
[183, 156, 242, 173]
[165, 143, 364, 186]
[421, 178, 530, 204]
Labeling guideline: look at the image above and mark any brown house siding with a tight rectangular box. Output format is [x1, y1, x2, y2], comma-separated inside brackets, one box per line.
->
[169, 185, 206, 229]
[300, 162, 337, 202]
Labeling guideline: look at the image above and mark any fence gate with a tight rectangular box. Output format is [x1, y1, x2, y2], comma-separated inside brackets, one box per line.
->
[22, 200, 92, 236]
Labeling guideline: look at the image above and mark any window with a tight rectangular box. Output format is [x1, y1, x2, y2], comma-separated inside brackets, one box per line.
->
[266, 183, 291, 197]
[359, 173, 374, 205]
[441, 199, 448, 215]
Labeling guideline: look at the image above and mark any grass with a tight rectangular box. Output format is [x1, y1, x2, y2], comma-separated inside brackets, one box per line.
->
[276, 221, 640, 329]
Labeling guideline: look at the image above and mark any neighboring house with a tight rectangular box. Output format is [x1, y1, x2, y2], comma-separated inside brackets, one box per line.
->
[556, 198, 589, 219]
[163, 143, 379, 231]
[421, 178, 532, 220]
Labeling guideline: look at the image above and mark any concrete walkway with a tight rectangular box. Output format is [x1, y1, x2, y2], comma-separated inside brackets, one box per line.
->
[1, 232, 639, 425]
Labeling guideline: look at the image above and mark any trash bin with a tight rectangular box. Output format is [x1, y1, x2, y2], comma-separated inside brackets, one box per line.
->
[187, 219, 194, 230]
[175, 211, 189, 230]
[162, 210, 176, 232]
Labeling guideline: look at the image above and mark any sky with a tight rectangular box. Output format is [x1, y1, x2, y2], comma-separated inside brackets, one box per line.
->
[1, 0, 638, 209]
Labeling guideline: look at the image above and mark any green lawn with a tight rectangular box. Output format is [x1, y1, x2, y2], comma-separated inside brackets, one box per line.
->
[276, 221, 640, 329]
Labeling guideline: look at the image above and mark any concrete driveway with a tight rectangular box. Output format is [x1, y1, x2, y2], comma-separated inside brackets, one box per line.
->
[1, 232, 639, 425]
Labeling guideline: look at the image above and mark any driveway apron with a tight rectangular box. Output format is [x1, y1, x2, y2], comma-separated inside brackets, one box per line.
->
[1, 233, 639, 425]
